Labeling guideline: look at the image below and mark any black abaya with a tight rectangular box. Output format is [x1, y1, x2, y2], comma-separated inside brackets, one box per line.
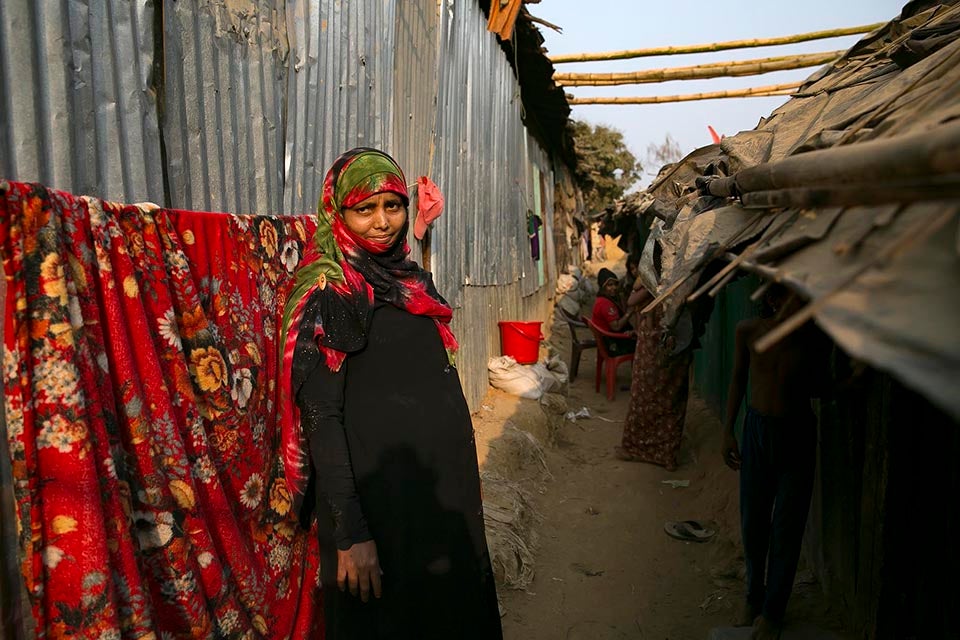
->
[296, 303, 502, 640]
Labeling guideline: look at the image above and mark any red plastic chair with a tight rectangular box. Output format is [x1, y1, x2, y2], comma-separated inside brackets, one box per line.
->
[586, 317, 635, 401]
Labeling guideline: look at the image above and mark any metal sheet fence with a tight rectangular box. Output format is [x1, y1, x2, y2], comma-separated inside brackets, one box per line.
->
[0, 0, 163, 203]
[431, 0, 550, 308]
[391, 0, 440, 267]
[0, 0, 559, 410]
[454, 282, 552, 410]
[163, 0, 289, 214]
[283, 0, 397, 215]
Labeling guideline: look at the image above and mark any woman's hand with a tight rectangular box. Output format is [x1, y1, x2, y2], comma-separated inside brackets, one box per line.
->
[337, 540, 382, 602]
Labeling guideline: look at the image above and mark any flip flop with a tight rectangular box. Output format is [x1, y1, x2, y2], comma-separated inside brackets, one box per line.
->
[664, 520, 715, 543]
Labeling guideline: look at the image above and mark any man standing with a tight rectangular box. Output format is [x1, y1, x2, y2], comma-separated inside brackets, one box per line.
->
[722, 285, 828, 640]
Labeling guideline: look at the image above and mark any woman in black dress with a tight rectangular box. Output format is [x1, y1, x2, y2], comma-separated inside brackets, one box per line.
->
[278, 148, 502, 639]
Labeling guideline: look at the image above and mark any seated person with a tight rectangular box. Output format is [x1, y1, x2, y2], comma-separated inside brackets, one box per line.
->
[591, 268, 636, 356]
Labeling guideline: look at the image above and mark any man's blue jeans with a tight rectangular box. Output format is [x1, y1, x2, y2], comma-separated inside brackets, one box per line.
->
[740, 406, 817, 624]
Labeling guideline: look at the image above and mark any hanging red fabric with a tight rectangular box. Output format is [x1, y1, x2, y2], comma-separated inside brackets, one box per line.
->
[0, 180, 322, 638]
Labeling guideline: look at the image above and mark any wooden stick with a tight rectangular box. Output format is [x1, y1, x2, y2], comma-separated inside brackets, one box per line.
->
[799, 4, 960, 99]
[732, 120, 960, 195]
[554, 51, 844, 86]
[526, 13, 562, 34]
[832, 42, 960, 146]
[723, 252, 781, 279]
[708, 268, 741, 299]
[568, 83, 801, 105]
[753, 208, 958, 353]
[641, 268, 702, 314]
[750, 279, 774, 302]
[549, 23, 884, 63]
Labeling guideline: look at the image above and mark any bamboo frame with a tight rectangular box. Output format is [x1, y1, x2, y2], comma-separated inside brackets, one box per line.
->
[549, 23, 884, 63]
[732, 120, 960, 194]
[567, 82, 801, 105]
[554, 51, 844, 86]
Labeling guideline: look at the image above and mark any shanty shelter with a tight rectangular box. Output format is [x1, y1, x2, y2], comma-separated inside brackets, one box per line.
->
[605, 2, 960, 637]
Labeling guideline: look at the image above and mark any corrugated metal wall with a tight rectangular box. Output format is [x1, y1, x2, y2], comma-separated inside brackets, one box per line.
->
[391, 0, 440, 268]
[163, 1, 289, 214]
[283, 0, 397, 215]
[455, 282, 552, 409]
[0, 0, 163, 203]
[0, 0, 558, 410]
[426, 0, 555, 408]
[431, 0, 547, 307]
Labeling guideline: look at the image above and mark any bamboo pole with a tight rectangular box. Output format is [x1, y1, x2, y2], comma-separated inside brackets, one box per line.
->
[568, 82, 801, 105]
[732, 120, 960, 194]
[554, 51, 844, 86]
[549, 23, 884, 63]
[741, 175, 960, 210]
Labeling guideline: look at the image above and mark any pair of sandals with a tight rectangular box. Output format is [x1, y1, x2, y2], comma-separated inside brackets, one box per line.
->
[663, 520, 715, 543]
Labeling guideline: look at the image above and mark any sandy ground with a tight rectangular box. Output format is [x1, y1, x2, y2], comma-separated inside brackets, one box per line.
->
[474, 346, 743, 639]
[471, 258, 846, 639]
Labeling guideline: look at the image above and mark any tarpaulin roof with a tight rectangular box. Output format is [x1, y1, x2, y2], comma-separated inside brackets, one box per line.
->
[621, 1, 960, 419]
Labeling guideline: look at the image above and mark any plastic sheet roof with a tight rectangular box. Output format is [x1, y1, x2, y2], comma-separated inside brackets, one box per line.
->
[621, 1, 960, 419]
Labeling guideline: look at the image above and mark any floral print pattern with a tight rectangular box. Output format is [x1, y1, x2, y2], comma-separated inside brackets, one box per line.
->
[1, 181, 322, 638]
[620, 306, 692, 470]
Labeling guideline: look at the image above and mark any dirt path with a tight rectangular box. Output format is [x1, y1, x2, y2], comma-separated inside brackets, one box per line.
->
[473, 313, 745, 639]
[472, 300, 851, 639]
[499, 393, 740, 638]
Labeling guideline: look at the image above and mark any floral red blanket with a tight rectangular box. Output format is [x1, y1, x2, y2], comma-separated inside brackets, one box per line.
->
[1, 181, 322, 638]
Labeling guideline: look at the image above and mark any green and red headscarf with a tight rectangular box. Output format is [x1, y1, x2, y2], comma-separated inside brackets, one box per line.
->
[279, 147, 458, 502]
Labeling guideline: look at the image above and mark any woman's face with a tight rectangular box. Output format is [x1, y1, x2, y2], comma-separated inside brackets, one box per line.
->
[602, 278, 619, 297]
[342, 192, 407, 246]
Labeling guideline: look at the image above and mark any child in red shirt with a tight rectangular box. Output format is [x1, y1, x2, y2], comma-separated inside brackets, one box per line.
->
[591, 268, 636, 355]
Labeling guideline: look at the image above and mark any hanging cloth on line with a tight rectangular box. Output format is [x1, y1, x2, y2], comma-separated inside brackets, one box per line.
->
[0, 180, 322, 638]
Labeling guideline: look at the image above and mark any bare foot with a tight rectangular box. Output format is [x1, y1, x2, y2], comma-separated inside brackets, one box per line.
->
[614, 447, 677, 471]
[750, 615, 782, 640]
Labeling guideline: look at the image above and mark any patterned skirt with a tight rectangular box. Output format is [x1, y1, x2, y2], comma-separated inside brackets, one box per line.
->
[620, 321, 691, 470]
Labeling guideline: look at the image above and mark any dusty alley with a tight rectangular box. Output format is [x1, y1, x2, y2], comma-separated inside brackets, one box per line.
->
[472, 312, 842, 640]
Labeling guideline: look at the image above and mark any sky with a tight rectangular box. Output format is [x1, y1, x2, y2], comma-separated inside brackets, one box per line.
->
[532, 0, 907, 187]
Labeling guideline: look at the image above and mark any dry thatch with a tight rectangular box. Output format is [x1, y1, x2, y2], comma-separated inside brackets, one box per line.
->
[481, 471, 542, 590]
